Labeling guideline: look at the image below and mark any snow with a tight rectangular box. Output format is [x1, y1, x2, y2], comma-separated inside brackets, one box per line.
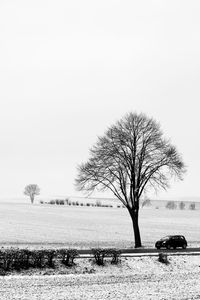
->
[0, 255, 200, 299]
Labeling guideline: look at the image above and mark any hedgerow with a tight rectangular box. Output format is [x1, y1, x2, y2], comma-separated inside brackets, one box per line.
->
[0, 247, 122, 274]
[0, 248, 79, 273]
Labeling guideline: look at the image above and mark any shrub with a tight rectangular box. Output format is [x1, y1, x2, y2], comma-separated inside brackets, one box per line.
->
[189, 202, 196, 210]
[141, 198, 152, 208]
[44, 250, 57, 268]
[91, 248, 106, 265]
[86, 203, 90, 206]
[65, 198, 69, 204]
[58, 249, 79, 267]
[49, 200, 56, 205]
[0, 248, 16, 271]
[105, 248, 121, 264]
[91, 248, 121, 265]
[179, 201, 185, 210]
[158, 253, 169, 264]
[30, 250, 46, 268]
[12, 249, 32, 270]
[166, 201, 176, 209]
[40, 200, 44, 204]
[75, 201, 79, 206]
[19, 249, 32, 269]
[96, 200, 102, 207]
[0, 248, 34, 271]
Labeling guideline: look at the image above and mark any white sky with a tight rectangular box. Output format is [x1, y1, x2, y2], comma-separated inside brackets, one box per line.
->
[0, 0, 200, 200]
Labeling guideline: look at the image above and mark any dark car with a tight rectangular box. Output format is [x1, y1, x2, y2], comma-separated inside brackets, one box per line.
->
[155, 235, 187, 250]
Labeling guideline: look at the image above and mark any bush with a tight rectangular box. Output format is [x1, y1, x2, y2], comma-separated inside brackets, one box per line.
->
[96, 200, 102, 207]
[158, 253, 169, 264]
[13, 249, 32, 270]
[49, 200, 56, 205]
[189, 202, 196, 210]
[166, 201, 177, 209]
[0, 248, 32, 271]
[58, 249, 79, 267]
[40, 200, 44, 204]
[141, 198, 151, 208]
[91, 248, 121, 265]
[91, 248, 106, 265]
[0, 248, 16, 271]
[105, 248, 121, 264]
[44, 250, 57, 268]
[179, 201, 185, 210]
[30, 250, 46, 268]
[86, 203, 90, 206]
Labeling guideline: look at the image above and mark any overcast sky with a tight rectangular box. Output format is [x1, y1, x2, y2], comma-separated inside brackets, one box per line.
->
[0, 0, 200, 200]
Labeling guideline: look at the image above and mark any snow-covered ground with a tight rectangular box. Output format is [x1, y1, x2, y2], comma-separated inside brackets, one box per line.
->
[0, 203, 200, 249]
[1, 255, 200, 299]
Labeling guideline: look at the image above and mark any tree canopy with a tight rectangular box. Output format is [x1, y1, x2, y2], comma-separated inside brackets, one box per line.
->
[24, 184, 40, 204]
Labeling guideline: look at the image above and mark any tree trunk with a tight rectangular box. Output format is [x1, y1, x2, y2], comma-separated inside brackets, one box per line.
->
[129, 210, 142, 248]
[30, 196, 34, 204]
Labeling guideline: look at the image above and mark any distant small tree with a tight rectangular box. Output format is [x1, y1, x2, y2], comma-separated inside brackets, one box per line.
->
[141, 198, 152, 208]
[24, 184, 40, 204]
[179, 201, 185, 210]
[189, 202, 196, 210]
[96, 200, 102, 207]
[166, 201, 177, 209]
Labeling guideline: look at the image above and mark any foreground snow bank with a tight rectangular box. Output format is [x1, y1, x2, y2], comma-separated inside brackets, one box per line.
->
[0, 256, 200, 299]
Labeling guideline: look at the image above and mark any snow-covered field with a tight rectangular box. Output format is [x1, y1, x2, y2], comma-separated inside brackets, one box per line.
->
[1, 255, 200, 299]
[0, 202, 199, 248]
[0, 201, 200, 299]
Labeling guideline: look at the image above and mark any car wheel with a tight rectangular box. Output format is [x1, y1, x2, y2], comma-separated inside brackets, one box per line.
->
[166, 244, 171, 250]
[182, 244, 187, 249]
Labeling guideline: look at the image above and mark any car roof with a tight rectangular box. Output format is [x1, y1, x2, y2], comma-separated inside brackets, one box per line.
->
[161, 235, 185, 239]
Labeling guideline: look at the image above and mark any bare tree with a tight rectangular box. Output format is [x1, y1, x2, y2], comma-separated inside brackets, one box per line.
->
[75, 112, 185, 248]
[24, 184, 40, 204]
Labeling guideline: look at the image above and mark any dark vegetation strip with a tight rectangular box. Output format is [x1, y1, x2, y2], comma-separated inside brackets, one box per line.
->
[0, 248, 121, 274]
[0, 247, 200, 275]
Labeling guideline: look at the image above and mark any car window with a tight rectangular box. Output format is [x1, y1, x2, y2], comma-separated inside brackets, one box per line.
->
[161, 236, 171, 240]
